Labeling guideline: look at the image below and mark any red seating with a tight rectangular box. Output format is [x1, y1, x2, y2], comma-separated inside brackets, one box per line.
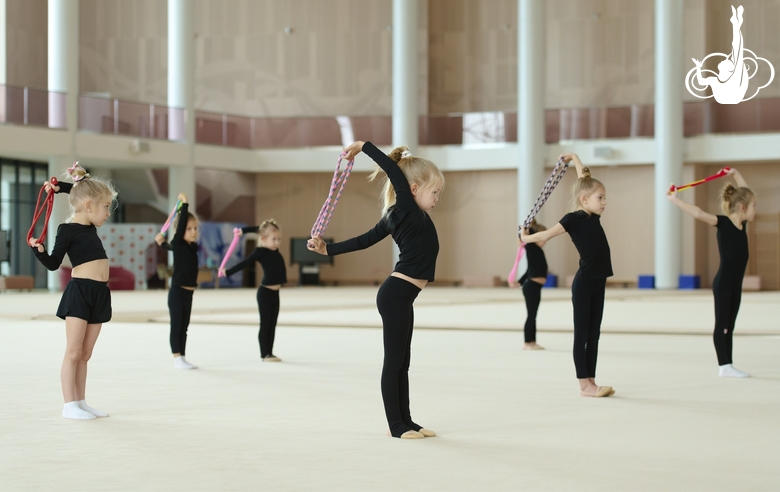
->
[59, 266, 135, 291]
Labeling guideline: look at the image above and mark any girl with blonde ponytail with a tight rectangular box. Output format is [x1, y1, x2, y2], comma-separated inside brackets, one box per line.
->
[667, 168, 756, 378]
[29, 163, 117, 419]
[308, 140, 444, 439]
[521, 153, 615, 398]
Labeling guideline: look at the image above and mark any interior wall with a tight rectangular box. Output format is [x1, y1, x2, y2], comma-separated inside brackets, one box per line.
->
[79, 0, 168, 103]
[252, 163, 707, 286]
[5, 0, 47, 89]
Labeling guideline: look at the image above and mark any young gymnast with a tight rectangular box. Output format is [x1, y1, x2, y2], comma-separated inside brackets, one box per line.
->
[308, 140, 444, 439]
[219, 219, 286, 362]
[521, 153, 614, 397]
[29, 164, 117, 419]
[667, 168, 755, 378]
[155, 193, 199, 370]
[514, 219, 548, 350]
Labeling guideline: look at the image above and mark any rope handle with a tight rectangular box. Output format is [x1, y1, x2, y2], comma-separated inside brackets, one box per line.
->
[27, 177, 59, 247]
[311, 152, 354, 238]
[668, 167, 730, 193]
[217, 228, 242, 277]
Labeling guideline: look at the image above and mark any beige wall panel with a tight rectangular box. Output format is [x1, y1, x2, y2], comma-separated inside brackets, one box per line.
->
[6, 0, 47, 88]
[255, 171, 393, 284]
[193, 0, 426, 117]
[79, 0, 169, 103]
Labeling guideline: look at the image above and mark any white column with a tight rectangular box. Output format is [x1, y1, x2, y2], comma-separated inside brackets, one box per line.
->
[167, 0, 195, 213]
[48, 0, 77, 131]
[392, 0, 418, 151]
[517, 0, 546, 225]
[654, 0, 684, 289]
[0, 0, 6, 86]
[47, 0, 78, 290]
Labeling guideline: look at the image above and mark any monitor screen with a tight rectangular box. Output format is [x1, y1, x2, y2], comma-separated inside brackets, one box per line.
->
[290, 237, 333, 265]
[0, 230, 8, 262]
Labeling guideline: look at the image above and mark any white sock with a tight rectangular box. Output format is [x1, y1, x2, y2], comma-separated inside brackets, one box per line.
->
[62, 401, 96, 420]
[719, 364, 750, 378]
[78, 399, 108, 417]
[181, 356, 198, 369]
[174, 355, 196, 370]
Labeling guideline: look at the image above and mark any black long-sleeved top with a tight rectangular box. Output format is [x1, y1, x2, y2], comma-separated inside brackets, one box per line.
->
[715, 215, 749, 282]
[524, 242, 548, 279]
[160, 203, 199, 288]
[325, 142, 439, 281]
[559, 210, 613, 279]
[32, 182, 108, 270]
[225, 247, 287, 286]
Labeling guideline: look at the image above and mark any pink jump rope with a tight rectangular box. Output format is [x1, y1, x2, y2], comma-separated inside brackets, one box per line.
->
[310, 152, 355, 238]
[509, 157, 569, 285]
[217, 228, 242, 277]
[160, 200, 182, 234]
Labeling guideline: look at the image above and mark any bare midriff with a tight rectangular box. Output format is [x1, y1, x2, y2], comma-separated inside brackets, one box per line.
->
[71, 259, 110, 282]
[391, 272, 428, 289]
[262, 284, 281, 291]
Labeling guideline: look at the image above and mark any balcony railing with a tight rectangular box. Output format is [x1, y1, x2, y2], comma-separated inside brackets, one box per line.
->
[4, 86, 780, 148]
[0, 84, 67, 129]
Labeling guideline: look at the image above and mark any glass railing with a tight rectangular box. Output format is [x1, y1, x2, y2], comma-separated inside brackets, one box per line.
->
[0, 84, 67, 129]
[4, 87, 780, 147]
[78, 95, 186, 141]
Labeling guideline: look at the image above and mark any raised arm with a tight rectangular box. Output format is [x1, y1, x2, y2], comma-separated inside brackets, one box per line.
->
[561, 153, 586, 179]
[170, 194, 189, 246]
[725, 168, 748, 188]
[520, 223, 566, 244]
[667, 189, 718, 226]
[344, 140, 416, 211]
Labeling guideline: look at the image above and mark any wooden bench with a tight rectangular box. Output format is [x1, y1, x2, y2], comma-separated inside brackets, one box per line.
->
[0, 275, 34, 292]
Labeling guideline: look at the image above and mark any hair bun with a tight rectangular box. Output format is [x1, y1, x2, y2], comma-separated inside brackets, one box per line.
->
[581, 167, 592, 178]
[66, 162, 90, 182]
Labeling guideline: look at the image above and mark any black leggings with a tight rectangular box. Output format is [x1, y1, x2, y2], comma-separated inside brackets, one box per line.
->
[712, 274, 742, 365]
[169, 286, 194, 355]
[257, 286, 280, 358]
[571, 273, 606, 379]
[522, 279, 543, 343]
[376, 276, 422, 438]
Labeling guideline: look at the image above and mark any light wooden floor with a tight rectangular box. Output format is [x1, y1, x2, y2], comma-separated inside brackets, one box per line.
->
[1, 286, 778, 491]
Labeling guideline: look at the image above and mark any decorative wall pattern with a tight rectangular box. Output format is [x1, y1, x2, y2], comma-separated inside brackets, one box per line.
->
[99, 223, 160, 290]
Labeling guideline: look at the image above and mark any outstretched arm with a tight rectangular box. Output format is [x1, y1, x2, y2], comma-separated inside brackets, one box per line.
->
[666, 189, 718, 226]
[520, 223, 566, 244]
[561, 153, 585, 179]
[344, 140, 416, 211]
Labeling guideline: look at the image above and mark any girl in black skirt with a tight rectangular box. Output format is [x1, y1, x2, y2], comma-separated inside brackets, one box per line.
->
[521, 153, 615, 398]
[30, 164, 118, 419]
[667, 168, 755, 377]
[156, 193, 200, 370]
[308, 140, 444, 439]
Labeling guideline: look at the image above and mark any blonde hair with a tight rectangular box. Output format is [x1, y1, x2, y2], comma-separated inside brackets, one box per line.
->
[721, 183, 754, 214]
[529, 219, 547, 234]
[172, 211, 197, 231]
[368, 146, 445, 215]
[63, 164, 118, 222]
[571, 167, 605, 211]
[259, 219, 280, 236]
